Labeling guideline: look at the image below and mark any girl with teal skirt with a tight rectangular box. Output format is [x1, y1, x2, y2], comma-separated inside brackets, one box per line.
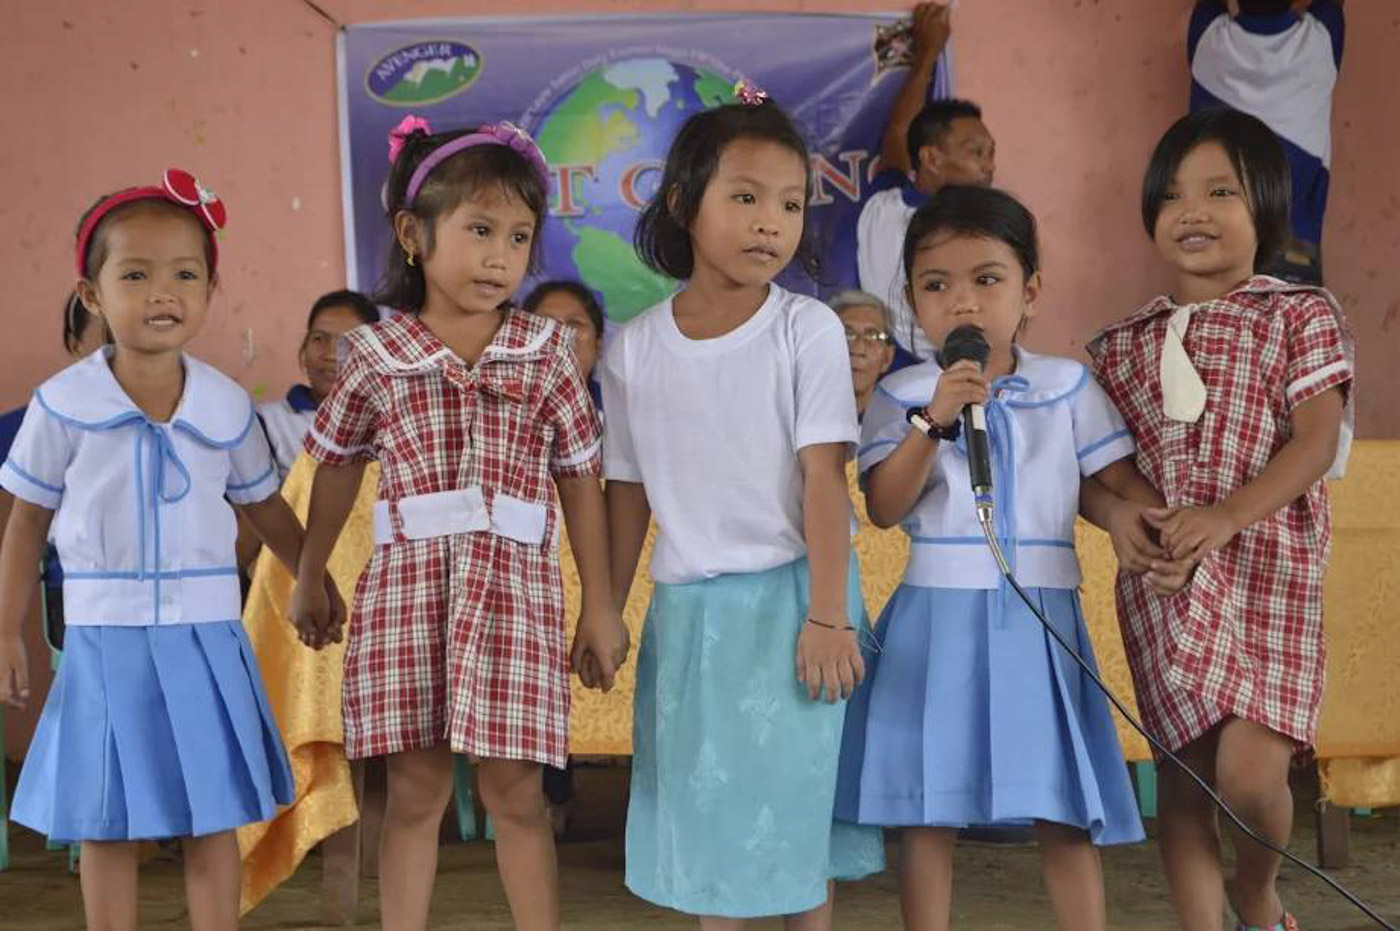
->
[601, 84, 885, 927]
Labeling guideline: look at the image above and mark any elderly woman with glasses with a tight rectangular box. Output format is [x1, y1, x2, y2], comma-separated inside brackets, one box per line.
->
[830, 290, 897, 417]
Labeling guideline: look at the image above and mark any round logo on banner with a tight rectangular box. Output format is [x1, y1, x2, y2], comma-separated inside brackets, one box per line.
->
[366, 41, 483, 106]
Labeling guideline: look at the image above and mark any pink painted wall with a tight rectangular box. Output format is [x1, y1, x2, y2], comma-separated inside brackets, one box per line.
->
[2, 1, 1397, 751]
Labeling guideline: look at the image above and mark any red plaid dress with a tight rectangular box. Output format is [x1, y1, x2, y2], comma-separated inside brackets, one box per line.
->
[1088, 277, 1354, 752]
[305, 310, 601, 765]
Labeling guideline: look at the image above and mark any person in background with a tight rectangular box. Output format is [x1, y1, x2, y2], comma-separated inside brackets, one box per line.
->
[522, 280, 603, 407]
[259, 289, 380, 482]
[830, 290, 896, 419]
[857, 2, 995, 365]
[1188, 0, 1345, 284]
[522, 278, 607, 838]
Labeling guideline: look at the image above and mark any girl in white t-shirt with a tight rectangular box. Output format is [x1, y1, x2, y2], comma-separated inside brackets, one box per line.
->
[602, 83, 884, 927]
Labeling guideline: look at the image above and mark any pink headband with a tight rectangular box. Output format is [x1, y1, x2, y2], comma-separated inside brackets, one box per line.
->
[388, 115, 550, 206]
[75, 168, 226, 277]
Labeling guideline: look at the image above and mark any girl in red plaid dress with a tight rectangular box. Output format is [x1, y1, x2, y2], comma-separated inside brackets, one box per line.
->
[291, 119, 629, 931]
[1088, 110, 1354, 931]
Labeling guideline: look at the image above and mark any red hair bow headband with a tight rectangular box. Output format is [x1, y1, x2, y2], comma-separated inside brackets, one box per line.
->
[75, 168, 226, 277]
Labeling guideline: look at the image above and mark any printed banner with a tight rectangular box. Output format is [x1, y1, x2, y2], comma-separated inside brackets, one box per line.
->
[338, 13, 949, 323]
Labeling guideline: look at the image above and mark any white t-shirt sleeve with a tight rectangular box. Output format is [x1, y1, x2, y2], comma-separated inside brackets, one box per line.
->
[792, 306, 859, 451]
[600, 337, 643, 483]
[0, 397, 72, 510]
[857, 191, 907, 312]
[856, 382, 911, 476]
[1070, 368, 1135, 477]
[226, 403, 282, 505]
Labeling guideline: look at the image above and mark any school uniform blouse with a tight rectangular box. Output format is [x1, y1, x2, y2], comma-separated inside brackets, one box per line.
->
[0, 349, 280, 626]
[859, 348, 1134, 590]
[258, 384, 318, 483]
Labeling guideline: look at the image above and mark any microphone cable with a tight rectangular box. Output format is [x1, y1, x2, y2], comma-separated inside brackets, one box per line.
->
[975, 513, 1397, 931]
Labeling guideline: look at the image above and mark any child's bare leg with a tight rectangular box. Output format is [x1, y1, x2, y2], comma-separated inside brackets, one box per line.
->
[80, 840, 140, 931]
[477, 757, 558, 931]
[785, 880, 834, 930]
[360, 755, 387, 878]
[183, 831, 241, 931]
[322, 757, 367, 923]
[1158, 731, 1225, 931]
[1034, 821, 1105, 931]
[899, 826, 956, 931]
[1216, 718, 1294, 927]
[380, 745, 455, 931]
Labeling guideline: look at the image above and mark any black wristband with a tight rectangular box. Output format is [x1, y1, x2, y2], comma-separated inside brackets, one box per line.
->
[906, 406, 961, 441]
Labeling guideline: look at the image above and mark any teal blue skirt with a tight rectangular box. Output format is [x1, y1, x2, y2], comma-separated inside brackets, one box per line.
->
[626, 558, 885, 918]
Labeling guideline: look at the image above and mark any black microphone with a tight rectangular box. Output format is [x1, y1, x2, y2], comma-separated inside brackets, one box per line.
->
[938, 325, 995, 524]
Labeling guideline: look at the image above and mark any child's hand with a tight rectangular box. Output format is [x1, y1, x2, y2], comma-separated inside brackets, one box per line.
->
[322, 576, 347, 646]
[925, 360, 989, 434]
[796, 620, 865, 703]
[0, 633, 29, 710]
[1145, 555, 1197, 597]
[290, 573, 340, 650]
[1145, 505, 1241, 562]
[1103, 497, 1167, 574]
[570, 606, 630, 692]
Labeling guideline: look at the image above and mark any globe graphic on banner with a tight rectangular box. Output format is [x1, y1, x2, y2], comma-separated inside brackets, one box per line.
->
[531, 58, 733, 323]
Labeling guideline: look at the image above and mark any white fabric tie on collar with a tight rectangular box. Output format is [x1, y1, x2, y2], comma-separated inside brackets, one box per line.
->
[1160, 303, 1207, 423]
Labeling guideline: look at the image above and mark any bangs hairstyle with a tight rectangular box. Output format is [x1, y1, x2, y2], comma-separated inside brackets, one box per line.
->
[634, 100, 819, 281]
[1142, 108, 1291, 270]
[374, 127, 550, 312]
[75, 193, 217, 282]
[902, 185, 1040, 285]
[523, 280, 605, 338]
[906, 98, 983, 173]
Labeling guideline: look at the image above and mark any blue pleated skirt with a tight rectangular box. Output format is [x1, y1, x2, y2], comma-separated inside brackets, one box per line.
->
[626, 558, 886, 918]
[835, 584, 1143, 846]
[12, 621, 294, 843]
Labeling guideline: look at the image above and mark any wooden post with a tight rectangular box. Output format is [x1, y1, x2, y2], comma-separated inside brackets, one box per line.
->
[1316, 800, 1350, 870]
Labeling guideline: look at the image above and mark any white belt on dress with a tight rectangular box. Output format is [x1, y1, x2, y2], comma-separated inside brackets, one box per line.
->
[371, 487, 548, 546]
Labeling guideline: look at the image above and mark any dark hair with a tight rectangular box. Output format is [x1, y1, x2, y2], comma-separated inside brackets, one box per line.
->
[634, 100, 818, 281]
[305, 289, 380, 334]
[523, 280, 605, 338]
[906, 98, 984, 173]
[1238, 0, 1292, 15]
[1141, 108, 1291, 270]
[75, 193, 217, 281]
[902, 185, 1040, 286]
[62, 291, 108, 354]
[373, 127, 550, 312]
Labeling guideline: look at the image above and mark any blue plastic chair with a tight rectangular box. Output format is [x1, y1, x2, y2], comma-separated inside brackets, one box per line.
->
[452, 755, 493, 841]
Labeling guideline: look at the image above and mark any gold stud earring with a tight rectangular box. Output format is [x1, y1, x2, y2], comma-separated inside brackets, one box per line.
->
[406, 252, 416, 267]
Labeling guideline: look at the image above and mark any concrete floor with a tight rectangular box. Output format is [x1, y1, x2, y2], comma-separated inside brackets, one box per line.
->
[2, 765, 1398, 929]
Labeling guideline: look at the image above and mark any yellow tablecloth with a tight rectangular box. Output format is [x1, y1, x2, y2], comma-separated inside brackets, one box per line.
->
[237, 441, 1399, 908]
[567, 448, 1400, 807]
[235, 456, 375, 914]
